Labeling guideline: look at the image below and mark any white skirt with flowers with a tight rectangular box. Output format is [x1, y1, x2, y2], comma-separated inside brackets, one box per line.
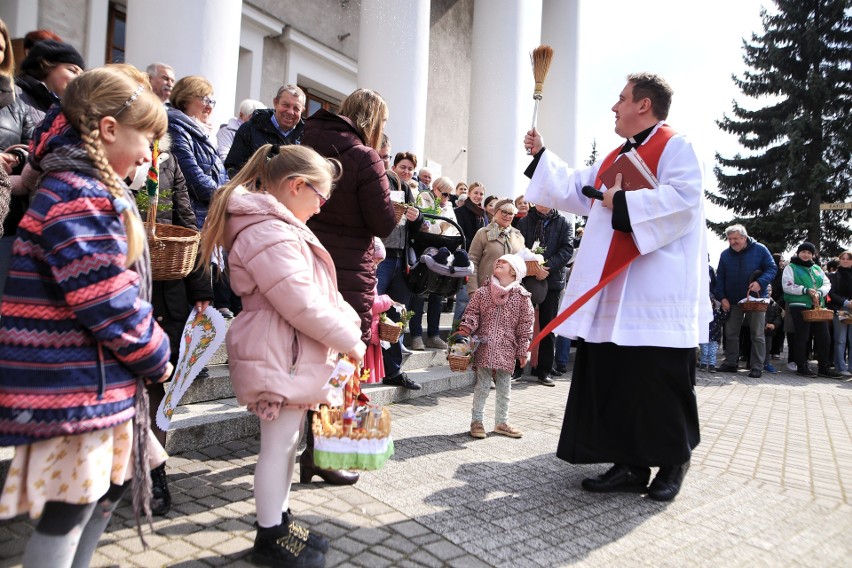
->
[0, 420, 167, 520]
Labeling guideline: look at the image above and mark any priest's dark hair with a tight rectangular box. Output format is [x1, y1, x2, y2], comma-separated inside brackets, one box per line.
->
[627, 72, 673, 120]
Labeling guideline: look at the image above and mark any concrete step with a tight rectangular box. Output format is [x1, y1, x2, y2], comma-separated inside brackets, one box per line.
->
[163, 363, 471, 454]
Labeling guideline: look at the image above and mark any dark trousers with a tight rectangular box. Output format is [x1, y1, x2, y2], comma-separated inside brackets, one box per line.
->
[535, 287, 562, 378]
[790, 306, 831, 371]
[377, 255, 411, 379]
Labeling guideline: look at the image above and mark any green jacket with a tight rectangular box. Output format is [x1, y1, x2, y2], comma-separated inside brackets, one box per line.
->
[784, 263, 825, 308]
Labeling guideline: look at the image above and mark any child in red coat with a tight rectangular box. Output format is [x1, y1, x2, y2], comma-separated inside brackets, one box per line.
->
[365, 237, 394, 383]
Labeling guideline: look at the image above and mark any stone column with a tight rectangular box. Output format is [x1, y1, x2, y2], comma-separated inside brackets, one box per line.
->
[358, 0, 430, 157]
[540, 0, 580, 167]
[124, 0, 243, 130]
[468, 0, 543, 198]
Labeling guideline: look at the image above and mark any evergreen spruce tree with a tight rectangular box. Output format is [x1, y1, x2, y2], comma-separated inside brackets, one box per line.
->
[709, 0, 852, 255]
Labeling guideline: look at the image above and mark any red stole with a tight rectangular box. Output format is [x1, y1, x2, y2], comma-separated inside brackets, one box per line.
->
[530, 124, 677, 347]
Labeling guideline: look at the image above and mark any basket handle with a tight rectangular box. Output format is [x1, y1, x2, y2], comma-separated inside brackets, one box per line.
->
[145, 140, 160, 238]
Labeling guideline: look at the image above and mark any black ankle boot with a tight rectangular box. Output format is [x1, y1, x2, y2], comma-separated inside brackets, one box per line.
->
[150, 463, 171, 516]
[299, 448, 359, 485]
[253, 523, 325, 568]
[282, 510, 329, 553]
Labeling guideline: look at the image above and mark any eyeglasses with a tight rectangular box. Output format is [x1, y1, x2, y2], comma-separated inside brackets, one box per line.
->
[499, 209, 516, 216]
[379, 154, 391, 162]
[440, 192, 451, 197]
[199, 96, 216, 108]
[304, 182, 329, 206]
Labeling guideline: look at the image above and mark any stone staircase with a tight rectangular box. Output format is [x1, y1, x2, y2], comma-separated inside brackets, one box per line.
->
[1, 310, 465, 476]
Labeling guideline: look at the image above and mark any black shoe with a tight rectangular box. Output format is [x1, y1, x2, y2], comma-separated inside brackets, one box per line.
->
[555, 364, 568, 374]
[150, 463, 171, 516]
[512, 363, 523, 380]
[797, 366, 818, 377]
[282, 510, 329, 553]
[647, 461, 690, 502]
[748, 368, 762, 378]
[818, 368, 843, 379]
[550, 368, 564, 377]
[196, 366, 210, 380]
[299, 448, 359, 485]
[581, 464, 650, 493]
[383, 372, 422, 390]
[253, 523, 325, 568]
[717, 364, 739, 373]
[538, 376, 556, 387]
[708, 365, 716, 373]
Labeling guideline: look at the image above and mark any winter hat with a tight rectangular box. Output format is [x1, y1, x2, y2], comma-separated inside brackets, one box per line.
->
[373, 237, 386, 262]
[797, 242, 816, 255]
[20, 40, 85, 78]
[497, 253, 526, 283]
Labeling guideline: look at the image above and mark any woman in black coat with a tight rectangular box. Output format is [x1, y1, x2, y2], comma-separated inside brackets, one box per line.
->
[452, 181, 487, 320]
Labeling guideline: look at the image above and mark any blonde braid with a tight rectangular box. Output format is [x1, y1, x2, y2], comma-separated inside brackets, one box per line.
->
[78, 116, 146, 266]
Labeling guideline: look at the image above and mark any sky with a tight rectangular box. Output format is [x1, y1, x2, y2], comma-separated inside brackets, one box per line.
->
[574, 0, 773, 264]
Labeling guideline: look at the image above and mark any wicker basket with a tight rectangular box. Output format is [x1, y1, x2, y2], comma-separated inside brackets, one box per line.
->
[147, 223, 200, 281]
[740, 296, 769, 313]
[802, 307, 834, 322]
[378, 321, 402, 343]
[448, 353, 471, 372]
[392, 202, 407, 224]
[525, 260, 546, 278]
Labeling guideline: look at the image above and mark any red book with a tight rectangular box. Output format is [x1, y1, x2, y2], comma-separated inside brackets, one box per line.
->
[599, 149, 659, 191]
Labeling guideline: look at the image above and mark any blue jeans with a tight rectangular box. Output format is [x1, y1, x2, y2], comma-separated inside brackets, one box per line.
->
[378, 256, 411, 379]
[555, 335, 571, 367]
[453, 286, 470, 322]
[408, 293, 442, 338]
[833, 314, 852, 371]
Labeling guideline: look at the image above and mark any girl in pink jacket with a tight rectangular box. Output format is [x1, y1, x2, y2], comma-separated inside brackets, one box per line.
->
[199, 144, 365, 568]
[456, 253, 534, 440]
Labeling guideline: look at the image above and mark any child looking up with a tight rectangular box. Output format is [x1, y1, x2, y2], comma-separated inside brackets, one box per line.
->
[455, 253, 534, 439]
[199, 143, 365, 568]
[0, 65, 173, 568]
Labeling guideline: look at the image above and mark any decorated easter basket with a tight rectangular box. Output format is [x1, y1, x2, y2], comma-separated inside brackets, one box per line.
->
[311, 405, 394, 471]
[801, 307, 834, 322]
[740, 295, 769, 313]
[392, 202, 407, 224]
[448, 353, 471, 372]
[525, 260, 547, 279]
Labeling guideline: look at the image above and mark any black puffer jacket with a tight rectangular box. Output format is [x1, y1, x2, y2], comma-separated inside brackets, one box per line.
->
[302, 109, 396, 343]
[516, 208, 574, 290]
[224, 109, 304, 176]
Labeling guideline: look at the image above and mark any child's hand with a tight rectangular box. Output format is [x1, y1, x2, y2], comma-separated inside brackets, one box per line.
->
[519, 356, 528, 367]
[150, 362, 174, 384]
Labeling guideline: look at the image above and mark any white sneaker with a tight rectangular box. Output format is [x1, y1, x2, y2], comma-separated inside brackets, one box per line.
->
[787, 362, 797, 372]
[411, 336, 425, 350]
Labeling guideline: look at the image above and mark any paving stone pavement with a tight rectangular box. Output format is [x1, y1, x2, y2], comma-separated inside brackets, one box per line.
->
[0, 364, 851, 567]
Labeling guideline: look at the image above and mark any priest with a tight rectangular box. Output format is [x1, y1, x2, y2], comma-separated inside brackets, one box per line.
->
[523, 72, 710, 501]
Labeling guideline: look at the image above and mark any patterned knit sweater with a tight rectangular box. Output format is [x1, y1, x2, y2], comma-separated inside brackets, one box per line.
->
[0, 119, 170, 445]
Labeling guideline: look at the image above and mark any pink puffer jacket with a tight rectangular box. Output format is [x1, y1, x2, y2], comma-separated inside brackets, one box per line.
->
[223, 188, 363, 409]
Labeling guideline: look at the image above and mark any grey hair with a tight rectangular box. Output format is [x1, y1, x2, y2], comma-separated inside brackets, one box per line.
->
[238, 98, 266, 117]
[145, 62, 174, 76]
[275, 84, 306, 105]
[724, 224, 748, 238]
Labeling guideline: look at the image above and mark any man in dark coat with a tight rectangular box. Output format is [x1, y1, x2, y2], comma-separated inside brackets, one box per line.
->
[517, 205, 574, 386]
[224, 84, 306, 176]
[302, 107, 396, 344]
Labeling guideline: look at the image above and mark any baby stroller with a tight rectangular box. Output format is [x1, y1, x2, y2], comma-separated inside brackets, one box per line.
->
[403, 213, 473, 298]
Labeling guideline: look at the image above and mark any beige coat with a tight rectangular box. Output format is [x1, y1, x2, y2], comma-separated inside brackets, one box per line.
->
[224, 188, 363, 409]
[467, 221, 526, 293]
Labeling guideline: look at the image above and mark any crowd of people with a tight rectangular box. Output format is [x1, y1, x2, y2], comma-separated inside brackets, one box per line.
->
[0, 24, 843, 568]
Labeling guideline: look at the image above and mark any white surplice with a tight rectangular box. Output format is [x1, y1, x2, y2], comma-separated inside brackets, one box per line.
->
[525, 123, 711, 348]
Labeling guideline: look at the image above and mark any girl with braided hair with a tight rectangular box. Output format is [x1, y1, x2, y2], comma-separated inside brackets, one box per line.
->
[0, 64, 173, 567]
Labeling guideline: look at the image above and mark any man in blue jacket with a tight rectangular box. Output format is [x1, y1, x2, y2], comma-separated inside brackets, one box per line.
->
[715, 224, 777, 378]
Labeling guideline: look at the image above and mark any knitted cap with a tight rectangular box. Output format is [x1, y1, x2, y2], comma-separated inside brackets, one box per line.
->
[20, 40, 85, 77]
[797, 241, 816, 255]
[497, 253, 526, 282]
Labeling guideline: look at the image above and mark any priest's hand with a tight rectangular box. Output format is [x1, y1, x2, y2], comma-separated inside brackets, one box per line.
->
[602, 173, 623, 209]
[524, 128, 543, 155]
